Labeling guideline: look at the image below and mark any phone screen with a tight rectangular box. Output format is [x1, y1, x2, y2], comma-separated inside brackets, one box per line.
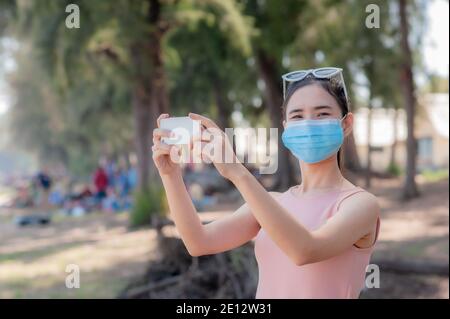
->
[160, 117, 200, 145]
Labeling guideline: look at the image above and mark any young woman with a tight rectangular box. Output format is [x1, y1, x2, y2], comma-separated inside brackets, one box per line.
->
[151, 67, 381, 299]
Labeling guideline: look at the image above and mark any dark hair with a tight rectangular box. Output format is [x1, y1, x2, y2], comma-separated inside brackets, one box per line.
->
[281, 75, 350, 170]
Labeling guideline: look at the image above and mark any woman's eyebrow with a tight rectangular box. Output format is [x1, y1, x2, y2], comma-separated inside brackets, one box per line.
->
[313, 105, 333, 111]
[288, 105, 332, 114]
[288, 107, 303, 114]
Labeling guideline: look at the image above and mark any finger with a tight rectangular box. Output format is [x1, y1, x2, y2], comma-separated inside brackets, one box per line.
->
[192, 132, 211, 143]
[188, 112, 219, 130]
[153, 128, 172, 139]
[152, 142, 169, 151]
[199, 141, 215, 163]
[193, 122, 223, 143]
[192, 125, 207, 142]
[189, 135, 214, 154]
[154, 141, 171, 151]
[191, 141, 211, 156]
[157, 113, 170, 127]
[190, 141, 205, 161]
[153, 134, 171, 144]
[152, 148, 171, 159]
[171, 145, 182, 158]
[153, 135, 166, 144]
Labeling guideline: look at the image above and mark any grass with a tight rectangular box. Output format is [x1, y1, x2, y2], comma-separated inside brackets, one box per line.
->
[130, 185, 167, 227]
[2, 269, 132, 298]
[386, 163, 402, 177]
[420, 169, 449, 183]
[1, 176, 448, 299]
[0, 240, 95, 263]
[0, 212, 154, 299]
[402, 238, 443, 259]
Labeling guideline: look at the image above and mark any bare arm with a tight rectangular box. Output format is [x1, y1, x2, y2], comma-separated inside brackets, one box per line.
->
[152, 113, 262, 257]
[229, 168, 379, 265]
[161, 172, 262, 256]
[188, 112, 380, 266]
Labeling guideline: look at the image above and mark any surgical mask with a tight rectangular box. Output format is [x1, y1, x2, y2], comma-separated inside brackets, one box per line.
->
[281, 116, 346, 164]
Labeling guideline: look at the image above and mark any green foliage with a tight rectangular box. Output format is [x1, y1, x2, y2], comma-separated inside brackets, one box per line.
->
[420, 169, 449, 183]
[6, 45, 133, 173]
[166, 4, 255, 122]
[426, 74, 449, 93]
[1, 0, 432, 183]
[130, 184, 167, 228]
[243, 0, 311, 59]
[4, 0, 256, 177]
[387, 162, 402, 177]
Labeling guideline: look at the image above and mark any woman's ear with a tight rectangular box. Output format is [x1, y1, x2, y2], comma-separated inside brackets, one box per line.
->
[343, 112, 354, 137]
[282, 119, 286, 128]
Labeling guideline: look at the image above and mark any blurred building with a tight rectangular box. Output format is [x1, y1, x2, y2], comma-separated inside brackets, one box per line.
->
[353, 93, 449, 172]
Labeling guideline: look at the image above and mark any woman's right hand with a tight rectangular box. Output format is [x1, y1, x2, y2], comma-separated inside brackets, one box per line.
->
[152, 113, 182, 176]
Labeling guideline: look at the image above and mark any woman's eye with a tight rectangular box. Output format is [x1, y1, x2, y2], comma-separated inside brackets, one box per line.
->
[317, 113, 331, 117]
[291, 114, 303, 119]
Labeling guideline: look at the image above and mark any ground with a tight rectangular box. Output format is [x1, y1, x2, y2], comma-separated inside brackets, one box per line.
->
[0, 177, 448, 299]
[359, 177, 449, 298]
[0, 213, 156, 298]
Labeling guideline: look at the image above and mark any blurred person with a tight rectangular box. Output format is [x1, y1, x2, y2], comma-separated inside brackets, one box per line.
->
[13, 185, 33, 208]
[13, 171, 52, 226]
[152, 67, 380, 299]
[105, 160, 117, 189]
[63, 184, 93, 216]
[48, 188, 64, 207]
[93, 165, 108, 204]
[48, 178, 66, 207]
[35, 168, 52, 211]
[127, 163, 138, 192]
[116, 167, 130, 198]
[102, 186, 121, 213]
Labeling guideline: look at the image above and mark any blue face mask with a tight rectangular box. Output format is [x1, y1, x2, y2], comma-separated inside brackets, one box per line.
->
[281, 117, 346, 164]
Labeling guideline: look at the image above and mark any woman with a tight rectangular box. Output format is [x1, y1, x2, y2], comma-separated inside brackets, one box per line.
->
[151, 67, 380, 299]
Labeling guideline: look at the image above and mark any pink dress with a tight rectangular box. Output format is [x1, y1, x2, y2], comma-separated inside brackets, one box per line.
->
[254, 186, 380, 299]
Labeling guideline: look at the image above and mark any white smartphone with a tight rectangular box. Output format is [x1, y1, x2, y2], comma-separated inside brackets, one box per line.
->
[160, 116, 201, 145]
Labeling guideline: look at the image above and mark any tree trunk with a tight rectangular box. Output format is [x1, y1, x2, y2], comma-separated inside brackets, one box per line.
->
[212, 77, 231, 130]
[399, 0, 419, 199]
[256, 49, 297, 190]
[365, 103, 373, 188]
[130, 0, 169, 192]
[343, 131, 362, 172]
[132, 85, 153, 192]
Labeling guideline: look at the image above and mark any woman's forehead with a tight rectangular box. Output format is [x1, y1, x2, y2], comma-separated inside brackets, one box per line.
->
[285, 84, 340, 113]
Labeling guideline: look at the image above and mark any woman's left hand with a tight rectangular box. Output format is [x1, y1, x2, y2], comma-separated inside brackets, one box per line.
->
[188, 113, 245, 181]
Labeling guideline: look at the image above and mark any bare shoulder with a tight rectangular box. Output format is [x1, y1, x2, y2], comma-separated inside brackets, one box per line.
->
[356, 190, 380, 211]
[339, 189, 380, 219]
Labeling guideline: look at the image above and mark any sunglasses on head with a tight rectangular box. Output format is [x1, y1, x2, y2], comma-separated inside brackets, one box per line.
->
[281, 67, 349, 103]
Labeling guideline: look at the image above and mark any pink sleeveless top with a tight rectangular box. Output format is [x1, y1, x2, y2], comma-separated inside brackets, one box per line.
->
[254, 186, 380, 299]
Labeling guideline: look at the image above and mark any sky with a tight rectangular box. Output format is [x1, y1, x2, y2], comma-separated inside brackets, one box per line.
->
[0, 91, 9, 115]
[423, 0, 449, 77]
[0, 0, 449, 116]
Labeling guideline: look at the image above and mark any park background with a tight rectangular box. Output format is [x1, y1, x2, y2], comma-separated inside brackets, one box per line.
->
[0, 0, 448, 298]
